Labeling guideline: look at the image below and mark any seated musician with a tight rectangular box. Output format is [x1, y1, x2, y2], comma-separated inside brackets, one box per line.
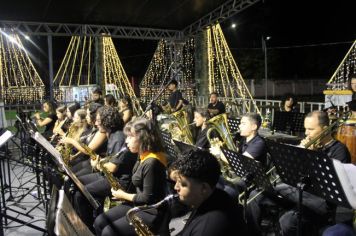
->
[94, 118, 168, 236]
[66, 102, 81, 122]
[92, 87, 105, 105]
[193, 108, 211, 150]
[169, 149, 246, 236]
[34, 100, 58, 139]
[104, 94, 117, 107]
[246, 111, 351, 236]
[51, 105, 68, 142]
[278, 111, 351, 236]
[237, 112, 267, 164]
[282, 94, 298, 112]
[63, 103, 107, 176]
[207, 92, 226, 117]
[166, 79, 184, 113]
[118, 96, 133, 124]
[72, 106, 136, 230]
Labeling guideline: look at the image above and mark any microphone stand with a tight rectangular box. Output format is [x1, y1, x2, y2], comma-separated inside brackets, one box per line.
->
[141, 62, 181, 124]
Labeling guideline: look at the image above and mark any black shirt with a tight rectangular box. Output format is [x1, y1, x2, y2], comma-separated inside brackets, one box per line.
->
[168, 90, 183, 110]
[43, 113, 57, 138]
[321, 139, 351, 163]
[106, 130, 126, 156]
[195, 128, 210, 150]
[238, 134, 267, 166]
[110, 150, 138, 190]
[131, 157, 167, 205]
[180, 188, 246, 236]
[208, 101, 226, 116]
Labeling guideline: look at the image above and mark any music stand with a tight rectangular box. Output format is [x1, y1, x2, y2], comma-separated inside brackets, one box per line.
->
[30, 131, 100, 210]
[221, 147, 272, 219]
[227, 117, 240, 135]
[159, 131, 180, 164]
[172, 139, 198, 156]
[272, 111, 305, 135]
[267, 140, 351, 236]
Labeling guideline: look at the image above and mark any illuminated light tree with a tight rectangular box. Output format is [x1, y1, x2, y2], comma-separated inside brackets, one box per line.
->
[0, 31, 45, 104]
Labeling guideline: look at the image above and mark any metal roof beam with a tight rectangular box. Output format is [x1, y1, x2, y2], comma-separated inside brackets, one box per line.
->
[0, 21, 183, 40]
[183, 0, 261, 37]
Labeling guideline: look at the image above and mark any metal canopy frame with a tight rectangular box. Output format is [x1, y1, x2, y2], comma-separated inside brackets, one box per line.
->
[0, 0, 260, 40]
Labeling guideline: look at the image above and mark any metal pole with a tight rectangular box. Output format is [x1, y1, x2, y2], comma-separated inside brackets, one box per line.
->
[47, 35, 54, 102]
[262, 37, 268, 100]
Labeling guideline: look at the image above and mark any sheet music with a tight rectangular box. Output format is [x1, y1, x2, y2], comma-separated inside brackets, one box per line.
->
[32, 131, 64, 167]
[0, 130, 13, 148]
[333, 159, 356, 209]
[31, 131, 100, 209]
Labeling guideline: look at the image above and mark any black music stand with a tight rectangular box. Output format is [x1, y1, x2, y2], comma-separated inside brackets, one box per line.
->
[30, 131, 100, 210]
[160, 131, 179, 164]
[227, 117, 240, 134]
[267, 140, 351, 236]
[221, 148, 271, 219]
[272, 111, 305, 135]
[172, 139, 198, 156]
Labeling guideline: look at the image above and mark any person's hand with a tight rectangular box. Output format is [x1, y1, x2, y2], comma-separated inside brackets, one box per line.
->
[61, 137, 73, 145]
[111, 188, 125, 199]
[34, 113, 41, 120]
[209, 146, 221, 157]
[90, 158, 99, 169]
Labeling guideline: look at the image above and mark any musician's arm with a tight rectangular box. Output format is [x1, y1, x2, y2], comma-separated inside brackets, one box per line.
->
[36, 117, 53, 127]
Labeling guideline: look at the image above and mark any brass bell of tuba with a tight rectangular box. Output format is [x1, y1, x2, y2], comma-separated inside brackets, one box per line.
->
[170, 108, 194, 145]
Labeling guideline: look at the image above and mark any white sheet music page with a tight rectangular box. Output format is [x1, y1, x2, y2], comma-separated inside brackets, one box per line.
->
[333, 159, 356, 209]
[0, 130, 13, 148]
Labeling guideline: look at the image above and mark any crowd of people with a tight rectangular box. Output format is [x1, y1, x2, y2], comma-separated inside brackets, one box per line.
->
[32, 80, 356, 236]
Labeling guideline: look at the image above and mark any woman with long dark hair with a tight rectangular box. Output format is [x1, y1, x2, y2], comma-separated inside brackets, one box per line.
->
[34, 100, 57, 138]
[94, 117, 168, 236]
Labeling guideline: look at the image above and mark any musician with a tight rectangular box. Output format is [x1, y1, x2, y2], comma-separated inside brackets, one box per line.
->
[94, 118, 168, 236]
[72, 107, 135, 230]
[104, 94, 117, 107]
[118, 96, 133, 124]
[247, 111, 351, 236]
[52, 105, 68, 138]
[34, 100, 57, 139]
[65, 103, 107, 176]
[92, 87, 105, 105]
[66, 102, 81, 122]
[238, 112, 267, 164]
[282, 94, 298, 112]
[170, 150, 246, 236]
[207, 92, 226, 117]
[193, 108, 211, 150]
[167, 79, 184, 112]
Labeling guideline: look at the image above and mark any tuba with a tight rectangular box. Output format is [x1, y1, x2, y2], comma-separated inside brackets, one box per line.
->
[170, 108, 194, 145]
[206, 113, 237, 151]
[206, 113, 239, 182]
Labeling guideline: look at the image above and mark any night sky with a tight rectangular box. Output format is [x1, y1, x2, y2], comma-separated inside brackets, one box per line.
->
[20, 0, 356, 88]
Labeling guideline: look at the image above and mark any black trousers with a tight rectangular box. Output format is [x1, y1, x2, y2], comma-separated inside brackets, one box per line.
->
[94, 203, 167, 236]
[73, 173, 111, 228]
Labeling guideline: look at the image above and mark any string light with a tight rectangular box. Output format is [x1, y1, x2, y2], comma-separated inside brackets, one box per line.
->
[325, 40, 356, 92]
[0, 31, 44, 103]
[140, 39, 196, 105]
[206, 23, 260, 114]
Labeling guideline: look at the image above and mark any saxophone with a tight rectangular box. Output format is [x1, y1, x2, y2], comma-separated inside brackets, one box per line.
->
[79, 142, 127, 211]
[56, 124, 78, 166]
[102, 148, 128, 212]
[126, 194, 178, 236]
